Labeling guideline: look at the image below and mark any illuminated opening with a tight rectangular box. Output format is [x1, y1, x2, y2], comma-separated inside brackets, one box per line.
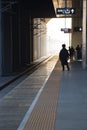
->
[46, 18, 72, 54]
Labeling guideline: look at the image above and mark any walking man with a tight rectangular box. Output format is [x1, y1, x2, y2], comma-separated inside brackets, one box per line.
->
[59, 44, 70, 71]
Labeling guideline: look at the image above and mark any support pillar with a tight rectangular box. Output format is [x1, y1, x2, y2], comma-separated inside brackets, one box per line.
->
[38, 18, 41, 59]
[82, 0, 87, 69]
[0, 0, 2, 75]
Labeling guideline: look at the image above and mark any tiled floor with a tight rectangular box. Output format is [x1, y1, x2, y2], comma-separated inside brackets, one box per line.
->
[0, 56, 58, 130]
[55, 61, 87, 130]
[0, 57, 87, 130]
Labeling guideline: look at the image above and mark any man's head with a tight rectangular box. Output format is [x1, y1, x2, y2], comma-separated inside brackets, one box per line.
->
[62, 44, 66, 48]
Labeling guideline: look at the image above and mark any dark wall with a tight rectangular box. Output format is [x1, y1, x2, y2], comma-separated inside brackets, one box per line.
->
[1, 2, 33, 75]
[2, 12, 13, 74]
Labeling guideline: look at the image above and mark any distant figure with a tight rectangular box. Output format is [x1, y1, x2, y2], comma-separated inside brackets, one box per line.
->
[76, 44, 82, 60]
[69, 46, 75, 61]
[59, 44, 70, 71]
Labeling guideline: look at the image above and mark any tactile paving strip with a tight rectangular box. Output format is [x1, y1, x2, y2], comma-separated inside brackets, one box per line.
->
[23, 61, 62, 130]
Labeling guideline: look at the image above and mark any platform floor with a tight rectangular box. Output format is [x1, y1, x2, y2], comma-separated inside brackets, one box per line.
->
[0, 56, 87, 130]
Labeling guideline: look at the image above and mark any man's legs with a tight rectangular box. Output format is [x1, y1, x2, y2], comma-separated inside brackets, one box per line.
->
[61, 63, 65, 71]
[66, 62, 70, 71]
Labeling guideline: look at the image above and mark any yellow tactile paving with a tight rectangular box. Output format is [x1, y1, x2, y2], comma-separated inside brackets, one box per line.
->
[23, 61, 62, 130]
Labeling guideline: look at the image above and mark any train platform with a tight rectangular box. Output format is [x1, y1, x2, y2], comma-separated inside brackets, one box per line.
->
[0, 56, 87, 130]
[0, 56, 52, 90]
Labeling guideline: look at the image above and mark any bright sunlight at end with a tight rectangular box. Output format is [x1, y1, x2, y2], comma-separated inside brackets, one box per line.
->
[46, 18, 72, 54]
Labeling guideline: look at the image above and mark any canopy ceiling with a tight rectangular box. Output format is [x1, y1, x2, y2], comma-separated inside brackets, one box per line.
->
[1, 0, 83, 18]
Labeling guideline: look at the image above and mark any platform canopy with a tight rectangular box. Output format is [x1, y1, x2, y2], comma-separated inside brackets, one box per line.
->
[1, 0, 82, 18]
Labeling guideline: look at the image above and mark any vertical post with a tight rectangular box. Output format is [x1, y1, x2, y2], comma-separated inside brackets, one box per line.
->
[0, 0, 2, 75]
[38, 18, 41, 58]
[65, 0, 67, 28]
[82, 0, 87, 69]
[65, 0, 67, 7]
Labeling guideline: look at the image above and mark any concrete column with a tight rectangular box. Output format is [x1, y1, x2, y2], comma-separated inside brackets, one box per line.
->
[82, 0, 87, 69]
[0, 0, 2, 75]
[38, 18, 41, 58]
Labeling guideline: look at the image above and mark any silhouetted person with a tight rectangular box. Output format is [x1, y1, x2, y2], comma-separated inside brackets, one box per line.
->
[69, 46, 75, 61]
[76, 44, 82, 60]
[59, 44, 70, 71]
